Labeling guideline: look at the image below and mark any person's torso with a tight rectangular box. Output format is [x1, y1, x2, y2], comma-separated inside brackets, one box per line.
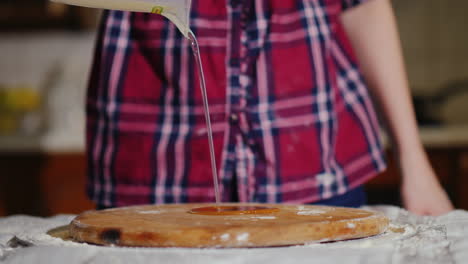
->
[86, 0, 386, 207]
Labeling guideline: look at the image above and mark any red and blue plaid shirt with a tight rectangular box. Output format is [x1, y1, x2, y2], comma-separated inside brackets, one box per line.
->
[86, 0, 386, 207]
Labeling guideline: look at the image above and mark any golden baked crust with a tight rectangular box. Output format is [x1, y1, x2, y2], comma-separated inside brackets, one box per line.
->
[70, 203, 389, 248]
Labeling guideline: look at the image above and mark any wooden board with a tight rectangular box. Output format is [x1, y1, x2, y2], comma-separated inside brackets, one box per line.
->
[70, 203, 389, 248]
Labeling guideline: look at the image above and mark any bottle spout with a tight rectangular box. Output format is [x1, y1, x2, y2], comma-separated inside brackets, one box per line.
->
[154, 5, 191, 38]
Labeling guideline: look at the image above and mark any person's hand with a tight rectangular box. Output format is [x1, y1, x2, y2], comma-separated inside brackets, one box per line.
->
[399, 151, 454, 216]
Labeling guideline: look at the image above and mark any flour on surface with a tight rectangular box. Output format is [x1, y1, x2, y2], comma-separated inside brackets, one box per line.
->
[236, 233, 249, 242]
[297, 209, 327, 215]
[250, 216, 276, 220]
[220, 234, 230, 241]
[137, 210, 162, 214]
[296, 205, 328, 215]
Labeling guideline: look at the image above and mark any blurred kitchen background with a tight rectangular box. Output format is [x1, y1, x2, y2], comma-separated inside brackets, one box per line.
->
[0, 0, 467, 216]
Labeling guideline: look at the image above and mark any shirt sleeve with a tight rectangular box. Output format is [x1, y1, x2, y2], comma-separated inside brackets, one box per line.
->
[341, 0, 373, 11]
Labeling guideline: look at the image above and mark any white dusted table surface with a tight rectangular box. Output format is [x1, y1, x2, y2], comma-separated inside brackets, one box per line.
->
[1, 206, 467, 264]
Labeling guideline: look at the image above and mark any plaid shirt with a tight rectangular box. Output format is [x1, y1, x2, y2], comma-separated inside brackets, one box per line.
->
[87, 0, 386, 207]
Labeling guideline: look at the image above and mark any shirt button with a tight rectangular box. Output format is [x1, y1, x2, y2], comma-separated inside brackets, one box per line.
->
[229, 114, 239, 124]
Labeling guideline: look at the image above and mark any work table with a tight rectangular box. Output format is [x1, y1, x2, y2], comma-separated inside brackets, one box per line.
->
[0, 206, 467, 263]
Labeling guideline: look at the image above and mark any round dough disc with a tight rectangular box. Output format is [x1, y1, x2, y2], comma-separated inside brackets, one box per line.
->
[70, 203, 389, 248]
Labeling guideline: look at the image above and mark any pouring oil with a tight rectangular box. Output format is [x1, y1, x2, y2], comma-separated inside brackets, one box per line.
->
[188, 31, 221, 204]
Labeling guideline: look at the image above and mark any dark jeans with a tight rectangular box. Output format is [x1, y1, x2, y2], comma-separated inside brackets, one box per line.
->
[97, 186, 367, 209]
[311, 186, 367, 208]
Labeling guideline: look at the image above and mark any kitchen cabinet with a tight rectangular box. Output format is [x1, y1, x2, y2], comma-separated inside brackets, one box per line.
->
[0, 150, 467, 217]
[0, 152, 94, 216]
[366, 148, 467, 208]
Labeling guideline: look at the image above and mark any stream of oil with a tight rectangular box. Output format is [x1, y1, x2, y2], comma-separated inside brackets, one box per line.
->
[188, 31, 221, 204]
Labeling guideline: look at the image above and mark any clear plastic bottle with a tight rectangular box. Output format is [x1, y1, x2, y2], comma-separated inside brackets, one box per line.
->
[52, 0, 191, 37]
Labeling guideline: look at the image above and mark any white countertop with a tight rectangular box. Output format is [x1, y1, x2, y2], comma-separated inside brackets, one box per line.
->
[0, 133, 84, 154]
[1, 206, 467, 264]
[418, 125, 468, 148]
